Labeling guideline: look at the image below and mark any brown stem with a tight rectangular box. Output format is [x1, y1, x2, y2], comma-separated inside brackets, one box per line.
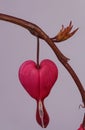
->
[0, 13, 85, 106]
[61, 60, 85, 106]
[0, 13, 69, 62]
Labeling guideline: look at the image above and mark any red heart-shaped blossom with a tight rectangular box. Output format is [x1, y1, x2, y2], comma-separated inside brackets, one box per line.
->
[18, 59, 58, 127]
[19, 59, 58, 100]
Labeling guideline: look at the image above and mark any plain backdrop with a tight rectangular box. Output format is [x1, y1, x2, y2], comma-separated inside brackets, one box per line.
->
[0, 0, 85, 130]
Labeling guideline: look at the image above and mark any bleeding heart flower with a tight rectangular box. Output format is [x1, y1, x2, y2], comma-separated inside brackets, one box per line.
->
[18, 59, 58, 128]
[78, 124, 85, 130]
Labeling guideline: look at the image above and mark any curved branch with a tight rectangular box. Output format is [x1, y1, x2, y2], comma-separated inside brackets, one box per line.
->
[62, 60, 85, 106]
[0, 13, 69, 62]
[0, 13, 85, 106]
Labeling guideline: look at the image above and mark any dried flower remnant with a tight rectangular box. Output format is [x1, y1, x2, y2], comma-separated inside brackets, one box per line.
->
[51, 21, 79, 42]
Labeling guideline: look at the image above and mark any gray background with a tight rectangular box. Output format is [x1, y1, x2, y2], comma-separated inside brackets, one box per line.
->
[0, 0, 85, 130]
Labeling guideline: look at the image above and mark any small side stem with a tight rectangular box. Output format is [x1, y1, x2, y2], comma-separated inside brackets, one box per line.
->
[37, 37, 40, 69]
